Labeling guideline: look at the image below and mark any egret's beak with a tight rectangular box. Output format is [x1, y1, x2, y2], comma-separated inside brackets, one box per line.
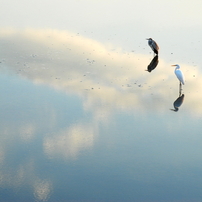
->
[171, 65, 176, 66]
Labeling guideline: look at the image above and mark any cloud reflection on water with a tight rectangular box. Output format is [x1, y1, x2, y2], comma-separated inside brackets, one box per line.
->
[0, 28, 201, 162]
[0, 28, 202, 201]
[1, 28, 199, 112]
[44, 123, 95, 159]
[33, 178, 52, 201]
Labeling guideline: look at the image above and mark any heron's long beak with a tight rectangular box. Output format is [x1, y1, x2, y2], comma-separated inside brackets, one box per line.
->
[171, 65, 176, 66]
[146, 38, 149, 40]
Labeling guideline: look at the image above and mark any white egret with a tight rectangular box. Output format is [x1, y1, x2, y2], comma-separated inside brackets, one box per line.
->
[146, 38, 159, 55]
[172, 64, 185, 84]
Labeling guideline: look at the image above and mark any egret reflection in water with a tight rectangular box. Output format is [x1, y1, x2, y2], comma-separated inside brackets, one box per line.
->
[146, 55, 159, 72]
[170, 93, 185, 112]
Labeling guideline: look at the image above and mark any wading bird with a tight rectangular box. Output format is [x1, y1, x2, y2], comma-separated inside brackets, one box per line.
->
[172, 64, 185, 90]
[146, 38, 159, 55]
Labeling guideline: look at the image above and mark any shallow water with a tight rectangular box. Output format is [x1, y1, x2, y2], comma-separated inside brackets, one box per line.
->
[1, 1, 202, 201]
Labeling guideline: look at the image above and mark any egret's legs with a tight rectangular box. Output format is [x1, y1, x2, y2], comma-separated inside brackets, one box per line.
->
[179, 82, 182, 96]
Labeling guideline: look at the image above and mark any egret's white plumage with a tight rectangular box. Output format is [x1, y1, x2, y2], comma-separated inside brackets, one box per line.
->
[146, 38, 159, 55]
[172, 64, 185, 85]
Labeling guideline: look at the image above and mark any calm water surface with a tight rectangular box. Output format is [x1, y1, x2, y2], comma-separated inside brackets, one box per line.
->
[0, 30, 202, 202]
[1, 1, 202, 201]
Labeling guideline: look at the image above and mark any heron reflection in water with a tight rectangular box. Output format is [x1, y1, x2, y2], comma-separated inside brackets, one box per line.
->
[146, 55, 159, 72]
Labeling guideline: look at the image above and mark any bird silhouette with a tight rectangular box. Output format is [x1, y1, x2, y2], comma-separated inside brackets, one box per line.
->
[170, 94, 185, 112]
[146, 55, 159, 72]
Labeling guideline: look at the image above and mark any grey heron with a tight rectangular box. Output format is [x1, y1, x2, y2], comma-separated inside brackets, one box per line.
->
[146, 38, 159, 55]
